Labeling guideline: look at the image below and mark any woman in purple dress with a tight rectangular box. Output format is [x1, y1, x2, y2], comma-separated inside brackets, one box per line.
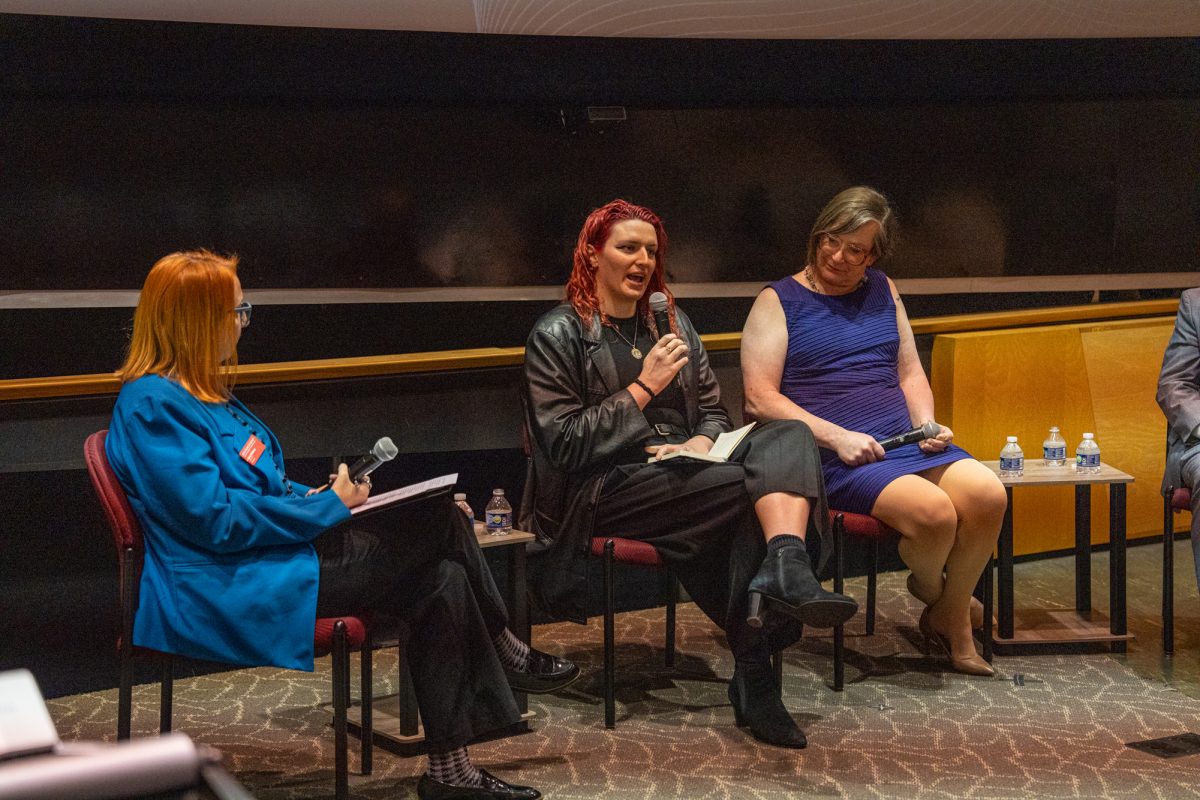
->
[741, 186, 1006, 676]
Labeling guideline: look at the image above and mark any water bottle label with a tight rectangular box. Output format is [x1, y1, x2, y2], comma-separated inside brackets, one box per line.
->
[1043, 446, 1065, 460]
[487, 511, 512, 530]
[1076, 453, 1101, 468]
[1000, 456, 1023, 471]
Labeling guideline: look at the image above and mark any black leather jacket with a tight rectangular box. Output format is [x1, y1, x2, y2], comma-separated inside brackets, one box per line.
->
[519, 303, 731, 622]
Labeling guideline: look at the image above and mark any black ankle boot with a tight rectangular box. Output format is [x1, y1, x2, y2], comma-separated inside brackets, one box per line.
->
[727, 659, 807, 749]
[747, 541, 858, 628]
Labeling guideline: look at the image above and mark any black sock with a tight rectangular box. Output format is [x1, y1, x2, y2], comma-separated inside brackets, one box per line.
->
[766, 534, 805, 553]
[427, 746, 483, 787]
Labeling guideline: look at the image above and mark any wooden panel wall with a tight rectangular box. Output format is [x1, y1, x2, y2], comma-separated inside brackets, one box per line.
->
[931, 317, 1178, 555]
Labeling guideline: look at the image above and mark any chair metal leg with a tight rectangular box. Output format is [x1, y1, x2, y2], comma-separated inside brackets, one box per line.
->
[1165, 490, 1176, 655]
[332, 621, 348, 800]
[359, 630, 373, 775]
[981, 555, 994, 663]
[663, 570, 678, 669]
[833, 515, 845, 692]
[398, 631, 419, 737]
[603, 539, 616, 729]
[160, 655, 173, 734]
[866, 537, 879, 635]
[118, 551, 137, 741]
[118, 646, 133, 741]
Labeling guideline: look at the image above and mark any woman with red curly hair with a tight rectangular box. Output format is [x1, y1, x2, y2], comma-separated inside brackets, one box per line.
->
[521, 200, 856, 749]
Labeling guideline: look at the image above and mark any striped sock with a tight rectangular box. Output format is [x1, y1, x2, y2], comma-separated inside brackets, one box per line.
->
[427, 746, 483, 787]
[492, 628, 530, 672]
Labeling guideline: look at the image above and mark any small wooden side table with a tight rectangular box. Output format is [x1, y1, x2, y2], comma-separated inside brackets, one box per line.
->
[982, 460, 1135, 655]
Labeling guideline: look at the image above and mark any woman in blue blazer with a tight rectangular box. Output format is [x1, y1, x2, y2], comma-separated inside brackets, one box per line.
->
[106, 250, 576, 800]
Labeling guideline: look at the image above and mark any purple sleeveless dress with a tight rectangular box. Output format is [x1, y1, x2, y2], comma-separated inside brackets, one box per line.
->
[770, 269, 971, 514]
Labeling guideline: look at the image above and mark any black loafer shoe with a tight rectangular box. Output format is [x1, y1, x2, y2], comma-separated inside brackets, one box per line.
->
[417, 770, 541, 800]
[504, 648, 581, 694]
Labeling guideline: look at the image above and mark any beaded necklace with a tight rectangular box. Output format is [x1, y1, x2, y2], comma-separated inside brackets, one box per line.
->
[224, 403, 295, 496]
[803, 264, 868, 294]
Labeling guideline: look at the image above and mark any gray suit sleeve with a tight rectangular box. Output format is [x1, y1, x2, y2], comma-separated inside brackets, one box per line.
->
[1158, 289, 1200, 445]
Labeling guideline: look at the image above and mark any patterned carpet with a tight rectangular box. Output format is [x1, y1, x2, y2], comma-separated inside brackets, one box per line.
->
[44, 552, 1200, 800]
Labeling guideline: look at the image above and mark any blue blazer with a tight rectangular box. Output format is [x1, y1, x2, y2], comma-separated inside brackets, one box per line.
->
[106, 375, 350, 670]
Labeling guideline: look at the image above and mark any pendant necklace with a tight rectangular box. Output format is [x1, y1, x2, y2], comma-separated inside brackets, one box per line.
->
[608, 314, 643, 360]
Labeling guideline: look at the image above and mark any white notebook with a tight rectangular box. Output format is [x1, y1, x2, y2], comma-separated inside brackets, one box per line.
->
[351, 473, 458, 516]
[649, 422, 756, 463]
[0, 669, 59, 760]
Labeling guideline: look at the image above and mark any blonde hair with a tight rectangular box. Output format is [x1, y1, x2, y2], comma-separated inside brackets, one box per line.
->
[116, 250, 240, 403]
[807, 186, 897, 266]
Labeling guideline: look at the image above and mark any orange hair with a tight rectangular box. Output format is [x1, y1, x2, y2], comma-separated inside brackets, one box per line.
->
[565, 199, 677, 335]
[116, 250, 240, 403]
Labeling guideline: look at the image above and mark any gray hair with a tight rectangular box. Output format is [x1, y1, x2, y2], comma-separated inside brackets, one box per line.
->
[806, 186, 897, 265]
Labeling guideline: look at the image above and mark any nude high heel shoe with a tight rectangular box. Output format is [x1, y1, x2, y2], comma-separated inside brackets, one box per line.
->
[918, 608, 994, 677]
[907, 574, 991, 631]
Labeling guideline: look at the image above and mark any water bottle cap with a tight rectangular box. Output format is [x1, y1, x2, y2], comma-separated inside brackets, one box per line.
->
[1083, 432, 1094, 439]
[1049, 426, 1059, 433]
[454, 493, 466, 501]
[493, 488, 505, 495]
[1006, 436, 1017, 442]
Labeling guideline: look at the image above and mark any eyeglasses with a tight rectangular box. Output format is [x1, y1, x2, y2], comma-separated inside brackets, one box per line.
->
[233, 302, 252, 327]
[819, 233, 873, 267]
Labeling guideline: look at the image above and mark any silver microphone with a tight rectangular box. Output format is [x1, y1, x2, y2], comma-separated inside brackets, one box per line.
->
[346, 437, 398, 483]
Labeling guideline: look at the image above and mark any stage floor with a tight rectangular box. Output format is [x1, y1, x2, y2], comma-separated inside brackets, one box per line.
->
[44, 539, 1200, 799]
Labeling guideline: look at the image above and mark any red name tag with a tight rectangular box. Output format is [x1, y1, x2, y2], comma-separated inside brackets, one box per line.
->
[239, 435, 266, 466]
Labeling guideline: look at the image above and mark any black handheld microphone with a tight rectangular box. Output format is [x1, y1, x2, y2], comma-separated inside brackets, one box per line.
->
[876, 420, 940, 451]
[346, 437, 398, 483]
[648, 291, 671, 339]
[648, 291, 685, 390]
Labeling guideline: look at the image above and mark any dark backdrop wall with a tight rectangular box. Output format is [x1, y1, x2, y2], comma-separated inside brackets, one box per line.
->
[2, 15, 1198, 379]
[5, 98, 1198, 291]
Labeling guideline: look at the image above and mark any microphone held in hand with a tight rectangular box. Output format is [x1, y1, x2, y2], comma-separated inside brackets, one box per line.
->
[648, 291, 685, 390]
[346, 437, 398, 483]
[876, 420, 941, 451]
[648, 291, 671, 338]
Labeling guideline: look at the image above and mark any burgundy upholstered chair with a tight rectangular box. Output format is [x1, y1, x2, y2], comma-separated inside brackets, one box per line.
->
[84, 430, 374, 800]
[589, 536, 678, 728]
[828, 510, 893, 691]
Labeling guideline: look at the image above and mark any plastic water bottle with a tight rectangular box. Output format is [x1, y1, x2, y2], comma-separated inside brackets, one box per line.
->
[485, 488, 512, 535]
[1042, 426, 1067, 466]
[453, 492, 474, 521]
[1075, 433, 1101, 474]
[999, 436, 1024, 477]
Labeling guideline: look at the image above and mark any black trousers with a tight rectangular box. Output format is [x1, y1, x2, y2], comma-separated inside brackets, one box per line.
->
[314, 492, 520, 752]
[595, 419, 828, 661]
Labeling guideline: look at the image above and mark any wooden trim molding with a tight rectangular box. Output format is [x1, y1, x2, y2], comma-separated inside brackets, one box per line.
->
[0, 299, 1177, 402]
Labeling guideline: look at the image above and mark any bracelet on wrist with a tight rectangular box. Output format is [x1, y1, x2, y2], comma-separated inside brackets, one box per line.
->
[633, 379, 656, 400]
